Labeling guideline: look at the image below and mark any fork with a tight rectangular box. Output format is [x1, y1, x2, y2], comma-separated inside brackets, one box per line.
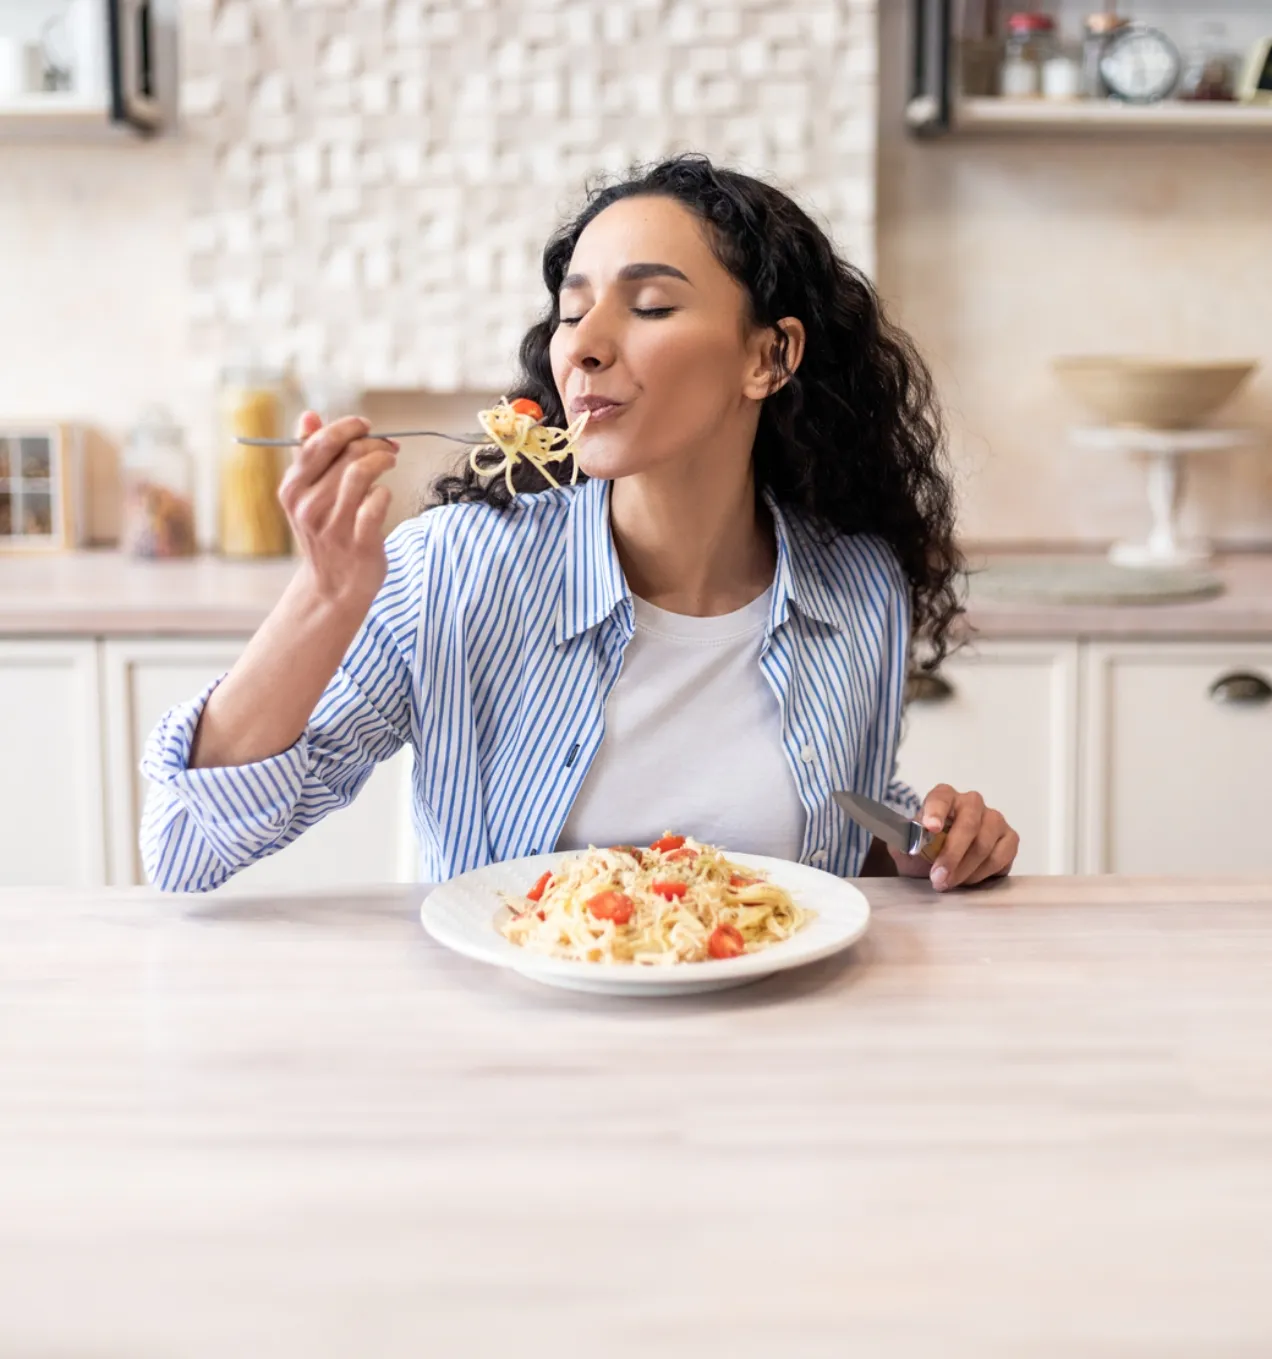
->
[234, 429, 489, 447]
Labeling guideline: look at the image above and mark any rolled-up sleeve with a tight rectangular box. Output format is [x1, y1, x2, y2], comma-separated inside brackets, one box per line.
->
[139, 522, 428, 892]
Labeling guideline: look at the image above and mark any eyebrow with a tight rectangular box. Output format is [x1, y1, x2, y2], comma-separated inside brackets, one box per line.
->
[559, 262, 692, 292]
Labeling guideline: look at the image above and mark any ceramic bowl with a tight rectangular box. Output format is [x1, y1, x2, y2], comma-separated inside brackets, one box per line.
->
[1053, 357, 1256, 429]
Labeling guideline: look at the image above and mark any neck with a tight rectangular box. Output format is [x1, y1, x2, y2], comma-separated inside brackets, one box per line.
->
[609, 457, 776, 617]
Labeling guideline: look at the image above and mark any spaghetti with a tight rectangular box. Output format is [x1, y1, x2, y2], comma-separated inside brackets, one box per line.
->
[500, 833, 812, 966]
[468, 397, 589, 495]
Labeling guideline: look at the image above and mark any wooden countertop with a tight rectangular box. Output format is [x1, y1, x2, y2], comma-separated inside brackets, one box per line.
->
[4, 547, 1272, 638]
[2, 875, 1271, 1356]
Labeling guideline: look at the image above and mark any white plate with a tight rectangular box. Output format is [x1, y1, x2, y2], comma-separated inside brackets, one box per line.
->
[420, 851, 870, 997]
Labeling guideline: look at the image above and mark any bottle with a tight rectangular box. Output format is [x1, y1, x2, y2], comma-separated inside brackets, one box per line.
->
[1001, 13, 1057, 98]
[1081, 13, 1128, 99]
[1042, 47, 1082, 99]
[121, 406, 197, 559]
[217, 365, 293, 558]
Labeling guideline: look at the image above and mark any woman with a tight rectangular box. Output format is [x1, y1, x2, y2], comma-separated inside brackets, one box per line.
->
[141, 155, 1018, 893]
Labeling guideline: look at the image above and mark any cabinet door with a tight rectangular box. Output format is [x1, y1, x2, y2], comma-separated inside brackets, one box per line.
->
[894, 641, 1078, 875]
[0, 639, 106, 886]
[1082, 643, 1272, 875]
[103, 640, 416, 892]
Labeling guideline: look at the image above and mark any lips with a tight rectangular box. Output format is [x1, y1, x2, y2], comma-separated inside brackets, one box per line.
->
[569, 395, 624, 418]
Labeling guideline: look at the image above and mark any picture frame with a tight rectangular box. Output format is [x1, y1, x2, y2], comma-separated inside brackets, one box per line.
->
[1238, 36, 1272, 105]
[0, 422, 86, 552]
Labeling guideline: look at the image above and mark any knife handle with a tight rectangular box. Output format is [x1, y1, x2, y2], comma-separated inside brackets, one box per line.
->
[919, 831, 946, 864]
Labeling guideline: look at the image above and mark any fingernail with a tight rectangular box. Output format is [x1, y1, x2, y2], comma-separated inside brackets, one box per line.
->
[925, 816, 943, 831]
[387, 439, 400, 452]
[931, 866, 949, 891]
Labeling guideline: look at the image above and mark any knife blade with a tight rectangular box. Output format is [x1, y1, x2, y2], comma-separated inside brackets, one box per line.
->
[832, 790, 946, 863]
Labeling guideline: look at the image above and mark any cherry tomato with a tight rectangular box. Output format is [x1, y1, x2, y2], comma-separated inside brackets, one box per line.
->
[708, 924, 746, 959]
[526, 871, 552, 903]
[588, 890, 635, 925]
[666, 847, 698, 863]
[510, 397, 543, 421]
[729, 874, 757, 889]
[536, 910, 546, 921]
[650, 834, 686, 854]
[651, 880, 687, 900]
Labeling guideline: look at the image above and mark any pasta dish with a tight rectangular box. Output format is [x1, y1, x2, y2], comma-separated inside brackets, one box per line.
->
[500, 834, 812, 965]
[469, 396, 588, 494]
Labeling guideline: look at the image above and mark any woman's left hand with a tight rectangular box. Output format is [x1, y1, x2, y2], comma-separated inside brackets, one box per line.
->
[891, 785, 1019, 891]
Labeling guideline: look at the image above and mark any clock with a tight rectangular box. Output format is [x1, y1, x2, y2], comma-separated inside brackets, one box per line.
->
[1099, 24, 1182, 104]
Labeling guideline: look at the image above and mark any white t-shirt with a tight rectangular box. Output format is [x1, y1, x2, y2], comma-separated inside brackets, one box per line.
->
[557, 587, 807, 859]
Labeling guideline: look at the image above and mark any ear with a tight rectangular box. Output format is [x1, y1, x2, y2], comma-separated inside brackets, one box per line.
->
[741, 317, 807, 402]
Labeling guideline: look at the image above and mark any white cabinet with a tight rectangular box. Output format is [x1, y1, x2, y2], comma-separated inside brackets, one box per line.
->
[895, 641, 1079, 875]
[2, 630, 1270, 886]
[101, 639, 416, 893]
[0, 640, 106, 886]
[1081, 642, 1272, 875]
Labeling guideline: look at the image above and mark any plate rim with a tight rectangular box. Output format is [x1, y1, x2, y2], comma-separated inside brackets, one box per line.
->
[420, 850, 870, 987]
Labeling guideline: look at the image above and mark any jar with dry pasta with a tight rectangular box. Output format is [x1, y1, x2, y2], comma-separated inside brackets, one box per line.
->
[217, 365, 293, 558]
[121, 406, 197, 560]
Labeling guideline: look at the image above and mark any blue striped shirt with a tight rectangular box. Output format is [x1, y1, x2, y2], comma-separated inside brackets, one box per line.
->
[140, 476, 920, 891]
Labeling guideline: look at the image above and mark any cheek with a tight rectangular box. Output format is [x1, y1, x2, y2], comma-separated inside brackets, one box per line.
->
[548, 329, 569, 399]
[631, 322, 742, 420]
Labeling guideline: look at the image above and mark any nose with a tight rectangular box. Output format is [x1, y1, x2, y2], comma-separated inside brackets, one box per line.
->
[560, 303, 617, 375]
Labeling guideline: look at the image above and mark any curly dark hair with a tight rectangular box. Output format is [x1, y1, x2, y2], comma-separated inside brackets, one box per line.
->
[431, 153, 964, 669]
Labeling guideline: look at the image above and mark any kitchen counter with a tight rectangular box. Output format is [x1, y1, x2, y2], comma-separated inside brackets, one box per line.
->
[2, 875, 1271, 1356]
[5, 547, 1272, 638]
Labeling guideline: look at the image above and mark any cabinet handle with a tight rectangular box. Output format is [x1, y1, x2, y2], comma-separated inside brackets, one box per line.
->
[1208, 672, 1272, 707]
[906, 672, 955, 705]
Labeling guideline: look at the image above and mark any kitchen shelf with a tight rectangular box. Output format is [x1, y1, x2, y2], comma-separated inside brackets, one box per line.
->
[0, 94, 142, 142]
[954, 97, 1272, 135]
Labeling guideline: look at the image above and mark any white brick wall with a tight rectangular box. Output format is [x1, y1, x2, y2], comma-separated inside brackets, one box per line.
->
[182, 0, 878, 392]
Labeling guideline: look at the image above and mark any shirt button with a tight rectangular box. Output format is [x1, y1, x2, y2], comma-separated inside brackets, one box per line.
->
[800, 743, 815, 763]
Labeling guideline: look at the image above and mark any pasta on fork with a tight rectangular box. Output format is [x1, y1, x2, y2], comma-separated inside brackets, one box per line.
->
[469, 397, 589, 495]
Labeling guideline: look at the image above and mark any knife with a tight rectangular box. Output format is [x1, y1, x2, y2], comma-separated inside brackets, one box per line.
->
[832, 790, 947, 863]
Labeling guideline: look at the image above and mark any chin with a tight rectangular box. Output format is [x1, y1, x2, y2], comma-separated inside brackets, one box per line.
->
[574, 430, 653, 482]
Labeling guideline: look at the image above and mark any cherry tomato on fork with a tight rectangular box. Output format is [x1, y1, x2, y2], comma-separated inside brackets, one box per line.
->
[587, 891, 635, 925]
[510, 398, 543, 421]
[651, 881, 687, 900]
[708, 924, 746, 959]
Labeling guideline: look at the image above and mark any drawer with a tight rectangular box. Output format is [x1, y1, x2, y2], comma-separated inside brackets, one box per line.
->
[1082, 643, 1272, 874]
[895, 641, 1078, 875]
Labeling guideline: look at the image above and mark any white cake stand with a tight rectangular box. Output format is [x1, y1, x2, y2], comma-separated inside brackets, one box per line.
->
[1069, 426, 1256, 568]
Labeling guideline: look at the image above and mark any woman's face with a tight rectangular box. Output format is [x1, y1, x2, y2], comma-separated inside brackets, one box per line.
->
[549, 195, 778, 484]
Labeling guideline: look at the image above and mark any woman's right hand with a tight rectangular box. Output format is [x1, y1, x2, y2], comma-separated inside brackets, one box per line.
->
[278, 410, 399, 610]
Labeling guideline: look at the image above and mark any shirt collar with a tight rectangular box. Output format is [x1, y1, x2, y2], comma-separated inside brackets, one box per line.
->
[555, 478, 852, 645]
[763, 488, 854, 634]
[556, 477, 630, 645]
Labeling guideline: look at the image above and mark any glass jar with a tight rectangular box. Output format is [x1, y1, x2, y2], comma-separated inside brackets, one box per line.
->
[217, 365, 293, 558]
[121, 406, 197, 559]
[1001, 12, 1056, 98]
[1178, 22, 1238, 102]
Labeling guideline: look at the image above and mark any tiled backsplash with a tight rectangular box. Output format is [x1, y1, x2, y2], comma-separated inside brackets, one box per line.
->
[180, 0, 878, 395]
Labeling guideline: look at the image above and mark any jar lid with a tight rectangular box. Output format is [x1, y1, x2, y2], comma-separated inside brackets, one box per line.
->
[1007, 12, 1056, 31]
[1084, 13, 1129, 35]
[131, 404, 183, 439]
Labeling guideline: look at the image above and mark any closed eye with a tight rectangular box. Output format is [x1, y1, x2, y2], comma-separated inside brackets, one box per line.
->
[558, 306, 676, 327]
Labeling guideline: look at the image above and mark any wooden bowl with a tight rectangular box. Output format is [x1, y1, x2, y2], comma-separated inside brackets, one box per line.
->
[1053, 357, 1257, 429]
